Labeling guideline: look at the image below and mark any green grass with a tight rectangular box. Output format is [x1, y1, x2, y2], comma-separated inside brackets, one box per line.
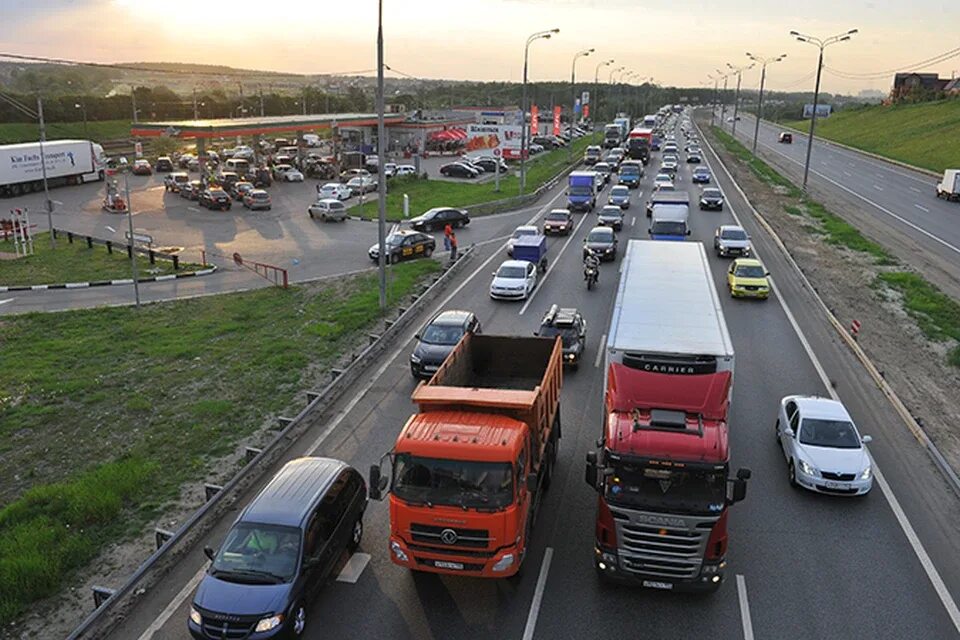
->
[0, 232, 202, 286]
[712, 127, 802, 197]
[877, 272, 960, 366]
[783, 99, 960, 173]
[0, 258, 440, 624]
[0, 120, 132, 145]
[354, 134, 602, 220]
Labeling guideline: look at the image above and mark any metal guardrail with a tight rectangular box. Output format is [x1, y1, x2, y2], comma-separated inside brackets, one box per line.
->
[65, 247, 476, 639]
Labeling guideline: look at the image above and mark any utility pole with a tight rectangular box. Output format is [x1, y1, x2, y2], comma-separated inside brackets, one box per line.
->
[717, 71, 729, 127]
[259, 87, 265, 117]
[520, 28, 559, 194]
[569, 48, 593, 160]
[131, 86, 138, 124]
[726, 62, 754, 138]
[376, 0, 388, 310]
[123, 171, 140, 308]
[37, 97, 54, 248]
[594, 59, 613, 126]
[192, 86, 199, 120]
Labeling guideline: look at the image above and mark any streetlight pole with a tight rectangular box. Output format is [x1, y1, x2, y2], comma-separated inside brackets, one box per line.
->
[37, 97, 54, 249]
[726, 62, 754, 138]
[376, 0, 388, 310]
[75, 101, 88, 139]
[717, 69, 729, 127]
[707, 74, 720, 126]
[790, 28, 858, 189]
[520, 28, 559, 194]
[594, 59, 613, 125]
[123, 170, 140, 307]
[570, 48, 593, 159]
[746, 52, 786, 153]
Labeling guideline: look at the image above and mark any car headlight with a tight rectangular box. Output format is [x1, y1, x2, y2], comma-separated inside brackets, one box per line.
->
[860, 466, 872, 480]
[190, 607, 202, 625]
[492, 554, 515, 572]
[390, 540, 409, 562]
[798, 459, 819, 477]
[410, 353, 421, 364]
[255, 614, 283, 633]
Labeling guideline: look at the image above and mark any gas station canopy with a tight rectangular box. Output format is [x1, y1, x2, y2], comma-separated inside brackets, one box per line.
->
[131, 113, 407, 139]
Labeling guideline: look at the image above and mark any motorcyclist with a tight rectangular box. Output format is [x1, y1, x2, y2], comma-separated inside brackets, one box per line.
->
[583, 250, 600, 285]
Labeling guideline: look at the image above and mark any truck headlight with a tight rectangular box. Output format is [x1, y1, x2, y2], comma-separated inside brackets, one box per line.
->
[860, 466, 872, 480]
[798, 459, 819, 477]
[390, 540, 409, 562]
[255, 614, 283, 633]
[189, 607, 202, 625]
[492, 554, 515, 572]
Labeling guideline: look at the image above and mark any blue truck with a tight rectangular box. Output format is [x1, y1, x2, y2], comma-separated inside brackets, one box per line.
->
[567, 171, 597, 212]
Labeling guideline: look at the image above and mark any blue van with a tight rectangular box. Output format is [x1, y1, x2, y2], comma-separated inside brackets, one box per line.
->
[567, 171, 597, 212]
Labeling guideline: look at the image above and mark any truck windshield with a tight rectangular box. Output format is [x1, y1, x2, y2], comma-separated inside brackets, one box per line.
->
[605, 460, 727, 516]
[570, 186, 593, 196]
[393, 454, 514, 509]
[651, 221, 687, 236]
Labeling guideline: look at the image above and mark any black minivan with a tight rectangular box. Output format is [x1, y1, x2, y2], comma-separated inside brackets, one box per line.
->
[188, 458, 367, 639]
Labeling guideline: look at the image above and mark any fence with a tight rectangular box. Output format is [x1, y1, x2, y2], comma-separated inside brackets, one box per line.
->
[52, 228, 182, 269]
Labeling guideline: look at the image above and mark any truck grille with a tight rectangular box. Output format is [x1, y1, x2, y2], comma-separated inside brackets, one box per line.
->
[611, 507, 717, 580]
[821, 472, 856, 481]
[409, 523, 490, 549]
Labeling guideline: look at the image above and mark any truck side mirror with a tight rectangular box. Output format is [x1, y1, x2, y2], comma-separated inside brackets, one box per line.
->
[585, 451, 599, 489]
[204, 546, 216, 562]
[729, 479, 748, 504]
[368, 464, 386, 501]
[647, 228, 652, 235]
[737, 468, 752, 481]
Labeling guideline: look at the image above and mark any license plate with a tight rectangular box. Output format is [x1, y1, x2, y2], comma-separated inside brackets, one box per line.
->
[434, 561, 463, 570]
[824, 481, 849, 490]
[642, 580, 673, 590]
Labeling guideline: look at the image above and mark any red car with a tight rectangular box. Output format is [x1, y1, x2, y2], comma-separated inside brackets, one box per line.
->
[778, 132, 793, 144]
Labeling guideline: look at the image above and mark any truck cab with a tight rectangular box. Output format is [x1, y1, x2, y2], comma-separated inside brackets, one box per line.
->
[568, 171, 598, 212]
[936, 169, 960, 201]
[649, 203, 690, 241]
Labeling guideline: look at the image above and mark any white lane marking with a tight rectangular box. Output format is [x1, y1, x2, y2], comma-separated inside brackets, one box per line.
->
[0, 298, 14, 306]
[521, 547, 554, 640]
[873, 185, 884, 191]
[915, 204, 930, 212]
[753, 138, 960, 257]
[135, 568, 205, 640]
[630, 215, 636, 227]
[133, 183, 574, 639]
[910, 186, 922, 193]
[594, 334, 606, 368]
[842, 171, 852, 177]
[336, 552, 371, 583]
[188, 207, 199, 212]
[701, 122, 960, 635]
[736, 575, 756, 640]
[518, 212, 591, 315]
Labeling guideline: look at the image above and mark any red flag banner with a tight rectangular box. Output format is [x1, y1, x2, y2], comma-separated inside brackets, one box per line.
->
[583, 104, 590, 120]
[530, 105, 539, 136]
[553, 106, 561, 136]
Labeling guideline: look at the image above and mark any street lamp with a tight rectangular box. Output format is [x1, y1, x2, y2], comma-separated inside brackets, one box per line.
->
[746, 52, 787, 153]
[716, 69, 730, 126]
[594, 59, 613, 123]
[570, 48, 594, 158]
[520, 28, 559, 194]
[74, 101, 88, 139]
[707, 74, 721, 126]
[726, 62, 755, 137]
[790, 28, 858, 189]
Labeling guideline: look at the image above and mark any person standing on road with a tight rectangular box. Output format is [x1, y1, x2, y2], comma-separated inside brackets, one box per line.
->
[449, 231, 458, 262]
[443, 223, 453, 252]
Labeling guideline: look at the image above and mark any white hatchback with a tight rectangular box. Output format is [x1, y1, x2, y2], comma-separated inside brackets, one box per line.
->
[490, 260, 537, 300]
[319, 183, 352, 201]
[776, 396, 873, 496]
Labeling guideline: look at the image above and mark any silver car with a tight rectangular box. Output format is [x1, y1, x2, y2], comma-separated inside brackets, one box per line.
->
[608, 185, 631, 209]
[714, 225, 750, 258]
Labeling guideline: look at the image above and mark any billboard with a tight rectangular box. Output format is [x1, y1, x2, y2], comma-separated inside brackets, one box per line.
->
[553, 106, 562, 136]
[802, 104, 832, 118]
[466, 123, 523, 159]
[581, 91, 590, 105]
[531, 105, 539, 136]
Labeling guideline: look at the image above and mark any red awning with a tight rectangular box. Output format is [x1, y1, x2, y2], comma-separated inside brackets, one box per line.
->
[428, 128, 467, 141]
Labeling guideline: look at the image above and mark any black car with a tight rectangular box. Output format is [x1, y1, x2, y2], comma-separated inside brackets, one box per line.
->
[188, 457, 366, 640]
[368, 230, 436, 264]
[532, 135, 563, 149]
[543, 209, 574, 235]
[410, 310, 481, 378]
[439, 163, 478, 179]
[180, 180, 203, 200]
[155, 156, 174, 172]
[597, 205, 624, 231]
[409, 207, 470, 232]
[535, 305, 587, 369]
[699, 187, 725, 210]
[198, 188, 232, 210]
[471, 157, 508, 174]
[229, 181, 254, 201]
[583, 226, 618, 261]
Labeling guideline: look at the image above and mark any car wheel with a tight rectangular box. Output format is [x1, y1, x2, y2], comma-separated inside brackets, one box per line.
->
[424, 246, 433, 257]
[321, 213, 327, 222]
[308, 211, 314, 218]
[788, 460, 799, 488]
[291, 604, 306, 636]
[348, 517, 364, 552]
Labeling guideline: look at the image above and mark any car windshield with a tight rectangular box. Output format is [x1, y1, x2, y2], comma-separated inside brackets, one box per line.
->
[538, 324, 579, 347]
[704, 189, 722, 198]
[386, 234, 405, 247]
[420, 323, 465, 346]
[601, 208, 621, 217]
[393, 453, 514, 510]
[587, 229, 613, 242]
[497, 265, 527, 279]
[211, 523, 300, 583]
[570, 185, 593, 196]
[735, 264, 766, 278]
[326, 201, 345, 210]
[322, 184, 340, 191]
[721, 228, 748, 240]
[695, 169, 710, 176]
[513, 228, 537, 239]
[546, 212, 568, 221]
[620, 167, 639, 175]
[604, 460, 727, 516]
[651, 221, 686, 236]
[595, 164, 610, 172]
[655, 175, 671, 182]
[252, 193, 269, 200]
[656, 184, 676, 192]
[800, 419, 861, 449]
[611, 187, 629, 196]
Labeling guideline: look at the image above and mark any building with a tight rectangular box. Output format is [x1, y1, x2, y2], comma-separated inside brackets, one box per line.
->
[891, 73, 950, 99]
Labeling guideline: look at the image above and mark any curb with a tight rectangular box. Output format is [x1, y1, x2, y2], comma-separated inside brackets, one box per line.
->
[0, 266, 218, 293]
[698, 119, 960, 499]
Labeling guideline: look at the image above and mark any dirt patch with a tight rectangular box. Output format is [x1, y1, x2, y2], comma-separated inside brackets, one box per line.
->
[699, 119, 960, 472]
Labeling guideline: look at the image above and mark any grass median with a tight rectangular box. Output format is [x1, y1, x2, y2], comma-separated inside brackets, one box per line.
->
[1, 232, 204, 286]
[877, 272, 960, 366]
[354, 134, 601, 220]
[0, 258, 441, 625]
[0, 120, 132, 145]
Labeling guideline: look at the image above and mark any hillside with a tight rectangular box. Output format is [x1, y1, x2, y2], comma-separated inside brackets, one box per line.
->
[785, 99, 960, 173]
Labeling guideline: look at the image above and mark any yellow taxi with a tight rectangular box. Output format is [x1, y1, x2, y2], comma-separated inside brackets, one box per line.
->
[727, 258, 770, 300]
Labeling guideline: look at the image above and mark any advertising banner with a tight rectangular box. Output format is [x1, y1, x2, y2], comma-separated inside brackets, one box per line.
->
[583, 104, 590, 120]
[466, 123, 523, 159]
[531, 105, 539, 136]
[574, 98, 581, 115]
[802, 104, 832, 118]
[553, 106, 562, 136]
[581, 91, 590, 105]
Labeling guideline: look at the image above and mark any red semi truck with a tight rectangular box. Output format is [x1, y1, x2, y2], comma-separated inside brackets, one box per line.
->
[585, 240, 750, 592]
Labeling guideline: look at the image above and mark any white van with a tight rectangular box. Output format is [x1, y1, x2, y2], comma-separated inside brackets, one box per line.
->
[225, 158, 250, 175]
[649, 203, 690, 241]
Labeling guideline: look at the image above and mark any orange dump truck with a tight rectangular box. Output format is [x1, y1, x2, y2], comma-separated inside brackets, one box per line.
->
[369, 333, 563, 577]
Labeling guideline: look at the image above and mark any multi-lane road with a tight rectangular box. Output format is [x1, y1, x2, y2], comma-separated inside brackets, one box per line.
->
[101, 117, 960, 640]
[716, 111, 960, 294]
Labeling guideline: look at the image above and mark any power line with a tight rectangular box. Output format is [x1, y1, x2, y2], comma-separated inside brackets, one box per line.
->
[825, 45, 960, 79]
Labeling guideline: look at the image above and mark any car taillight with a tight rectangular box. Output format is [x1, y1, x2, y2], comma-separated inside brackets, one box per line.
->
[596, 495, 618, 549]
[705, 509, 728, 560]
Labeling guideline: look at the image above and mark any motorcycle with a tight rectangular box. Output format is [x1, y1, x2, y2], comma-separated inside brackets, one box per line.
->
[583, 252, 599, 290]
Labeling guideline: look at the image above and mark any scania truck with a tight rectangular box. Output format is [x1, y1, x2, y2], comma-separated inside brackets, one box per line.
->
[370, 333, 563, 578]
[585, 240, 750, 592]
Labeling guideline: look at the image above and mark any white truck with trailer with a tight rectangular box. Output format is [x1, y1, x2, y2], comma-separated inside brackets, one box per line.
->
[935, 169, 960, 202]
[1, 139, 106, 198]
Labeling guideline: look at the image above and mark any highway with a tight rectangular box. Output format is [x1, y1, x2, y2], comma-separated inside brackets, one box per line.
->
[716, 111, 960, 293]
[102, 118, 960, 640]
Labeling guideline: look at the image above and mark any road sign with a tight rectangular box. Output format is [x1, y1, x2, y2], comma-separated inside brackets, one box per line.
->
[125, 231, 153, 245]
[493, 148, 502, 157]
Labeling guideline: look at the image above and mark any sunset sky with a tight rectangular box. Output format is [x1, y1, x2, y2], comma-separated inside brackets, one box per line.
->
[2, 0, 958, 95]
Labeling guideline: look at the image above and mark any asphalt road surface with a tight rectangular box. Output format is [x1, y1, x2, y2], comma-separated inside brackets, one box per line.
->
[98, 118, 960, 640]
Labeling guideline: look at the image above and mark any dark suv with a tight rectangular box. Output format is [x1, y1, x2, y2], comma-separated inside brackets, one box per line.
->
[535, 305, 586, 369]
[410, 309, 481, 378]
[198, 188, 232, 211]
[189, 457, 366, 639]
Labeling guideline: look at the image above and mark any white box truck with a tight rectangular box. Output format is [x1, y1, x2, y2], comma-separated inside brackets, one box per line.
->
[935, 169, 960, 202]
[1, 140, 106, 198]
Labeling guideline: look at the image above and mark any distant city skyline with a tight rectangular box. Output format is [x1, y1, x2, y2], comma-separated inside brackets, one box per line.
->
[1, 0, 958, 95]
